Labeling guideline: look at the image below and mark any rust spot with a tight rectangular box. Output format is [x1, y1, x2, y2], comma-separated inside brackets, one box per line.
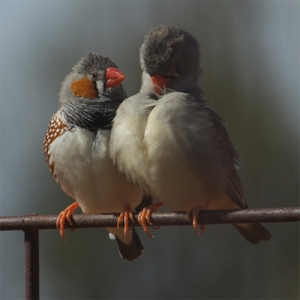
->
[70, 76, 98, 99]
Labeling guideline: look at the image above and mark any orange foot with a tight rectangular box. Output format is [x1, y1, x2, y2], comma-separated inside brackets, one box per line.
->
[56, 202, 79, 242]
[138, 202, 163, 238]
[117, 204, 135, 237]
[186, 203, 209, 236]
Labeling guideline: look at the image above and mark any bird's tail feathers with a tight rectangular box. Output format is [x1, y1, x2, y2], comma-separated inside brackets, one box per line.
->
[114, 228, 144, 261]
[233, 223, 272, 244]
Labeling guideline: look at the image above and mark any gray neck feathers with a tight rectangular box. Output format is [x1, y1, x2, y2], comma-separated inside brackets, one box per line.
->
[62, 98, 122, 131]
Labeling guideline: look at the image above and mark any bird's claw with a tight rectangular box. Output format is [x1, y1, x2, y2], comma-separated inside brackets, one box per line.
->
[56, 202, 79, 241]
[186, 204, 208, 236]
[117, 204, 135, 237]
[138, 202, 163, 238]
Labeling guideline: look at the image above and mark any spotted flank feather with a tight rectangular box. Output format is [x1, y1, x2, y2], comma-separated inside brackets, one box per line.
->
[43, 114, 70, 175]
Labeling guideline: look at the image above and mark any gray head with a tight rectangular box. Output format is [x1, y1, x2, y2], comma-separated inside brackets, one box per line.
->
[140, 25, 202, 94]
[59, 52, 126, 105]
[58, 53, 127, 131]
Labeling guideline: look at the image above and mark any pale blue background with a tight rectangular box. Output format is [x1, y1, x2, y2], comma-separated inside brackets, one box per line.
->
[0, 1, 299, 299]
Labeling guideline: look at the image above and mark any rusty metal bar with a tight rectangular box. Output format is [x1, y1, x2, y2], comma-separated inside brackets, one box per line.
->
[24, 230, 39, 300]
[1, 207, 299, 231]
[0, 207, 299, 300]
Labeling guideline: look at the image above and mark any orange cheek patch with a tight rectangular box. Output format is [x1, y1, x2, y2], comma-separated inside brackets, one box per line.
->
[70, 76, 98, 99]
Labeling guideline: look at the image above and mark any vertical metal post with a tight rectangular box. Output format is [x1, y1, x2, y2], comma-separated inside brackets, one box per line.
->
[24, 230, 39, 300]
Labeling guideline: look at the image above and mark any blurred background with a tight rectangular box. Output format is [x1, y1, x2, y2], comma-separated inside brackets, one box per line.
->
[0, 1, 299, 299]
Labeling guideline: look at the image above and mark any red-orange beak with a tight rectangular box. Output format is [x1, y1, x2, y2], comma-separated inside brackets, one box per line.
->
[105, 67, 126, 88]
[151, 75, 170, 94]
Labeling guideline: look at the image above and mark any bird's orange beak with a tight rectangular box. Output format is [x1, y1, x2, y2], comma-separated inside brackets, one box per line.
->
[151, 75, 170, 94]
[105, 67, 126, 88]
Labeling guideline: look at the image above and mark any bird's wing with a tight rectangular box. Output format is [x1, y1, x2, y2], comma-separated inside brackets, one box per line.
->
[150, 91, 247, 209]
[207, 107, 248, 209]
[43, 113, 71, 177]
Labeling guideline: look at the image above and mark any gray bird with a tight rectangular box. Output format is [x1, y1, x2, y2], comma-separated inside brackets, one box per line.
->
[110, 26, 271, 244]
[43, 52, 145, 260]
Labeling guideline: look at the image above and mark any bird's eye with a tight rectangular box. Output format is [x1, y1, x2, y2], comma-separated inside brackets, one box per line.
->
[89, 73, 98, 81]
